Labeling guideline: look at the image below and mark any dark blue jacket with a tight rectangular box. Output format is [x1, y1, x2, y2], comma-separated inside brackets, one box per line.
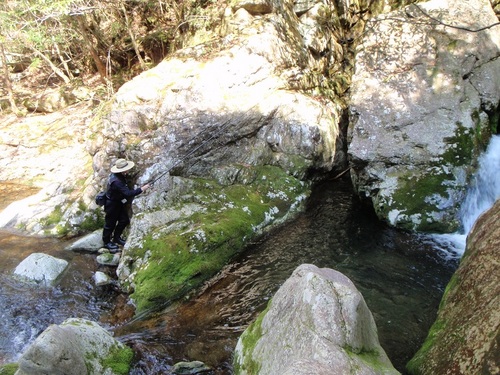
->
[106, 173, 143, 203]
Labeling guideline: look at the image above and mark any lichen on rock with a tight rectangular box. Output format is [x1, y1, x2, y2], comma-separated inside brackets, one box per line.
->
[233, 264, 400, 375]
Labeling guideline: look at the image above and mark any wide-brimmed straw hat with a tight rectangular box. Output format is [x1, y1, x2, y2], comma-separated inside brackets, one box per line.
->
[111, 158, 135, 173]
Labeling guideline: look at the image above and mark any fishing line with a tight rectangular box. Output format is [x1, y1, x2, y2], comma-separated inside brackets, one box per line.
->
[147, 95, 274, 185]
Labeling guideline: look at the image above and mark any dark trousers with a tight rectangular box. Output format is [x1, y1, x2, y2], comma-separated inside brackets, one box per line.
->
[102, 200, 130, 243]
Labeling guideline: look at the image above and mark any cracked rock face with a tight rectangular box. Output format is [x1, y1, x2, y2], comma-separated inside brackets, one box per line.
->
[348, 0, 500, 233]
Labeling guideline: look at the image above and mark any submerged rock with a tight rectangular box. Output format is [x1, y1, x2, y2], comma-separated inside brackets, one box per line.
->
[172, 360, 212, 374]
[16, 318, 133, 375]
[96, 253, 121, 266]
[407, 199, 500, 374]
[234, 264, 399, 375]
[14, 253, 68, 286]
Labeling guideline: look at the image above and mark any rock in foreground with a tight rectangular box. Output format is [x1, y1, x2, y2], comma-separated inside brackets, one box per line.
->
[16, 318, 133, 375]
[234, 264, 399, 375]
[407, 199, 500, 375]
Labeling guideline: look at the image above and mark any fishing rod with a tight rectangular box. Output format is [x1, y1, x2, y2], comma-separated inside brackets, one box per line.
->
[146, 122, 231, 185]
[144, 93, 277, 186]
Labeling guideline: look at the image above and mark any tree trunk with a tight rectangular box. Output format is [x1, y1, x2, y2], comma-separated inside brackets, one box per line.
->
[53, 41, 74, 79]
[0, 43, 21, 115]
[75, 15, 108, 82]
[31, 47, 70, 83]
[121, 4, 147, 70]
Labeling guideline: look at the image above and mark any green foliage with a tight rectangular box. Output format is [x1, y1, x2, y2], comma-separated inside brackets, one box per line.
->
[38, 204, 72, 236]
[41, 204, 64, 226]
[0, 0, 228, 89]
[80, 210, 105, 232]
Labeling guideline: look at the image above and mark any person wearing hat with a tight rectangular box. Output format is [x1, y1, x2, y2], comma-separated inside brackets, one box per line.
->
[102, 158, 150, 251]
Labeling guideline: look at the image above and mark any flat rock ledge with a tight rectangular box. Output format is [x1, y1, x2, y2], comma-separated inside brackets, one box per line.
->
[65, 229, 104, 252]
[234, 264, 400, 375]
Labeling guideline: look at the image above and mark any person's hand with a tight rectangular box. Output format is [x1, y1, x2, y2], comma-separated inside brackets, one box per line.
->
[141, 184, 151, 192]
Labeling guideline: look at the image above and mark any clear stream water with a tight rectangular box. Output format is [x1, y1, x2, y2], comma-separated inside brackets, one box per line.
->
[1, 135, 498, 374]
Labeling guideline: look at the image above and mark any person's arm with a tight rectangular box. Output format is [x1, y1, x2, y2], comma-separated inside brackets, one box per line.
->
[113, 179, 148, 199]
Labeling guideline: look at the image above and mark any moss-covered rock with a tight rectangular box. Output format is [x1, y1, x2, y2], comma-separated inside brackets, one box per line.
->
[406, 200, 500, 374]
[233, 302, 268, 374]
[123, 165, 310, 314]
[371, 120, 493, 233]
[233, 264, 400, 375]
[348, 0, 500, 233]
[16, 318, 133, 375]
[102, 344, 134, 375]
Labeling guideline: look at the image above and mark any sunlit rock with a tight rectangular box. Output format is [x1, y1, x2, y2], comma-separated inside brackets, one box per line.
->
[14, 253, 68, 286]
[96, 253, 121, 266]
[234, 264, 400, 375]
[65, 229, 103, 252]
[348, 0, 500, 232]
[94, 271, 113, 286]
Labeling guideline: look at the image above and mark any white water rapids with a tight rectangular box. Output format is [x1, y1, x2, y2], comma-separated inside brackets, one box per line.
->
[431, 135, 500, 257]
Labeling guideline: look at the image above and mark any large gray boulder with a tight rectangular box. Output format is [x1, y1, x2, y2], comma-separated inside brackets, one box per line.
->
[233, 264, 399, 375]
[84, 0, 381, 313]
[348, 0, 500, 233]
[15, 318, 133, 375]
[0, 103, 96, 235]
[65, 229, 104, 252]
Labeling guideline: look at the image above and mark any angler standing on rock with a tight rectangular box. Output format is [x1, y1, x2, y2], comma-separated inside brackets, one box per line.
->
[102, 158, 150, 251]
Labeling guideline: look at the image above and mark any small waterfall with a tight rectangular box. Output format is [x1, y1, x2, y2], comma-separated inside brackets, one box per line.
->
[431, 135, 500, 257]
[459, 135, 500, 234]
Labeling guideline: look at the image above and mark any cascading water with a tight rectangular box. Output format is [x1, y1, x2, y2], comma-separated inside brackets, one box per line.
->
[431, 135, 500, 257]
[459, 135, 500, 235]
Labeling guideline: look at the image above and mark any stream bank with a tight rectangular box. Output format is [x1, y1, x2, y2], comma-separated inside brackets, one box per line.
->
[0, 178, 457, 374]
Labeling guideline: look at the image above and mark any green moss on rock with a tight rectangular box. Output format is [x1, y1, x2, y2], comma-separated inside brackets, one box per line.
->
[441, 122, 486, 167]
[406, 317, 447, 374]
[375, 167, 461, 233]
[80, 210, 105, 232]
[102, 344, 134, 375]
[406, 273, 459, 374]
[343, 346, 393, 373]
[0, 363, 19, 375]
[233, 303, 270, 375]
[374, 117, 494, 233]
[129, 165, 309, 313]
